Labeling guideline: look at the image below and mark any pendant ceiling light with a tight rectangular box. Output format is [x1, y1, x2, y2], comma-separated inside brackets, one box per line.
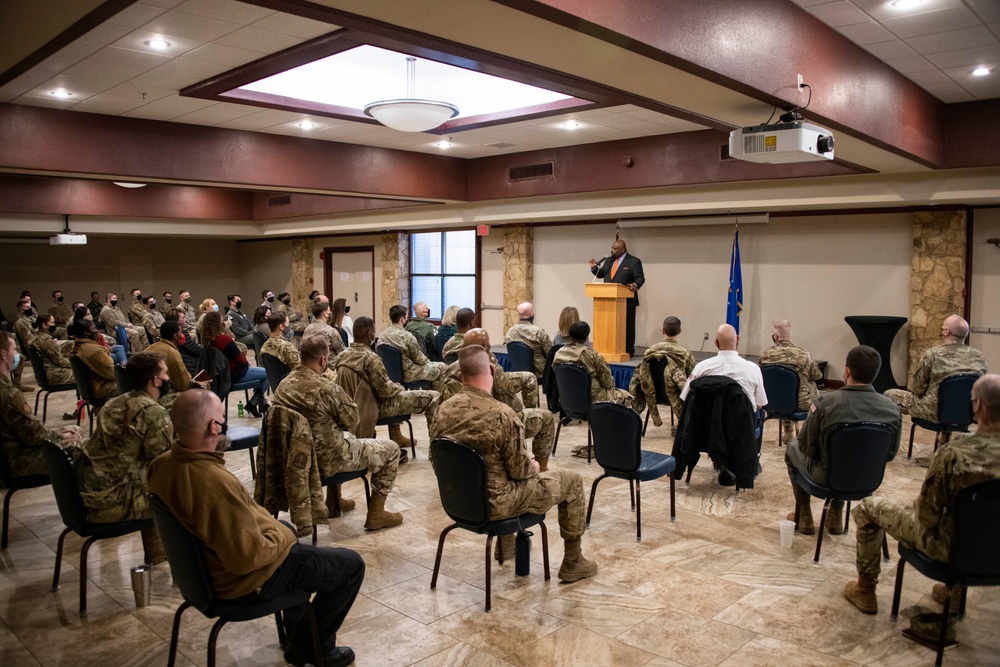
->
[363, 57, 459, 132]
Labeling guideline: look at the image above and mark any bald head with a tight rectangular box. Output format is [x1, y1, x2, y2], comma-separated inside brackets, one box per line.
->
[171, 390, 224, 450]
[716, 324, 738, 351]
[771, 319, 792, 342]
[517, 302, 534, 319]
[413, 302, 429, 318]
[458, 345, 492, 392]
[973, 374, 1000, 430]
[464, 328, 490, 349]
[942, 315, 970, 343]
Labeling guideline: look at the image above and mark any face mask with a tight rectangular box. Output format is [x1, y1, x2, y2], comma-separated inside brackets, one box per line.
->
[212, 304, 219, 312]
[57, 296, 64, 302]
[234, 300, 241, 309]
[110, 299, 118, 307]
[344, 306, 351, 314]
[11, 352, 21, 369]
[282, 298, 291, 306]
[177, 334, 186, 345]
[266, 296, 274, 303]
[148, 302, 156, 309]
[165, 298, 172, 304]
[183, 296, 191, 303]
[135, 294, 142, 302]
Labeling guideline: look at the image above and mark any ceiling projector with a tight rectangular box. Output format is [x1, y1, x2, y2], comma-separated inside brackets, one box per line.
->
[50, 233, 87, 245]
[729, 120, 835, 163]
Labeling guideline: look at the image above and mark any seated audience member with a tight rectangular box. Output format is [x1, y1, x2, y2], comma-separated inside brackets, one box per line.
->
[226, 294, 255, 350]
[147, 320, 208, 396]
[504, 301, 553, 377]
[72, 319, 119, 401]
[440, 317, 539, 410]
[379, 304, 447, 391]
[404, 302, 439, 361]
[631, 316, 696, 433]
[74, 307, 127, 365]
[99, 292, 147, 353]
[434, 305, 459, 354]
[260, 289, 275, 309]
[159, 292, 175, 317]
[885, 314, 988, 431]
[30, 314, 74, 385]
[437, 329, 554, 470]
[432, 345, 597, 579]
[274, 336, 403, 529]
[176, 290, 198, 340]
[197, 298, 220, 338]
[48, 290, 72, 338]
[785, 345, 901, 535]
[148, 390, 365, 667]
[166, 311, 202, 375]
[681, 324, 767, 411]
[331, 298, 353, 345]
[277, 292, 306, 339]
[127, 288, 146, 327]
[86, 291, 103, 321]
[19, 291, 38, 320]
[303, 302, 346, 369]
[261, 312, 301, 369]
[142, 295, 165, 343]
[440, 308, 477, 360]
[553, 321, 635, 407]
[11, 300, 34, 392]
[200, 311, 269, 417]
[334, 317, 439, 451]
[844, 374, 1000, 615]
[77, 352, 173, 564]
[552, 306, 592, 348]
[253, 304, 272, 336]
[759, 319, 823, 442]
[0, 331, 83, 477]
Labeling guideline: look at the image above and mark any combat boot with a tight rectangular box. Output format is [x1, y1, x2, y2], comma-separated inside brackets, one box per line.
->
[781, 421, 795, 443]
[326, 486, 356, 516]
[932, 583, 963, 609]
[494, 534, 515, 563]
[364, 492, 403, 530]
[141, 527, 167, 566]
[388, 423, 413, 450]
[558, 537, 598, 582]
[536, 456, 549, 472]
[843, 576, 879, 615]
[825, 503, 845, 535]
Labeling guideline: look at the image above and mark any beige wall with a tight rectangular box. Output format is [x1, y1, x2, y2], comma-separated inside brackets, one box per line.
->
[970, 207, 1000, 369]
[533, 212, 913, 383]
[1, 236, 239, 317]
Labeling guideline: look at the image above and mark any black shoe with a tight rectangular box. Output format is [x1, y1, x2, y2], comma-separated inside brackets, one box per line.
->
[245, 401, 261, 418]
[284, 645, 355, 667]
[717, 468, 736, 486]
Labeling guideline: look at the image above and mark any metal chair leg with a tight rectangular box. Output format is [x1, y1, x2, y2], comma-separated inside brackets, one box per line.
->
[890, 558, 906, 620]
[79, 535, 98, 614]
[552, 420, 561, 454]
[207, 618, 227, 667]
[669, 475, 676, 521]
[539, 521, 550, 580]
[642, 410, 651, 437]
[305, 603, 324, 667]
[907, 422, 917, 458]
[635, 479, 642, 542]
[814, 499, 830, 562]
[936, 584, 952, 666]
[52, 527, 71, 589]
[484, 534, 494, 612]
[248, 447, 256, 479]
[585, 475, 606, 526]
[2, 488, 16, 549]
[628, 479, 636, 511]
[430, 524, 458, 590]
[406, 420, 416, 459]
[167, 602, 191, 667]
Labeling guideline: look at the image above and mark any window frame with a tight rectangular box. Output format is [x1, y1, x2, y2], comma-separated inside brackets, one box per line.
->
[409, 229, 481, 324]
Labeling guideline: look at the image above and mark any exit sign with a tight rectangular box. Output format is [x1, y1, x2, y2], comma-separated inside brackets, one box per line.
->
[476, 225, 490, 236]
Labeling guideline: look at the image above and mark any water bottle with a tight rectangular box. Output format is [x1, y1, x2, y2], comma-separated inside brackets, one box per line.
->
[515, 530, 532, 576]
[237, 401, 244, 418]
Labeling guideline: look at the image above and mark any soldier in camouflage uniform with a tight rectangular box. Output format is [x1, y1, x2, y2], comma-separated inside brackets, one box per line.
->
[431, 345, 598, 581]
[76, 352, 173, 563]
[274, 336, 402, 530]
[11, 301, 35, 391]
[303, 302, 345, 371]
[885, 315, 988, 424]
[553, 321, 635, 409]
[0, 331, 83, 478]
[277, 292, 306, 338]
[261, 312, 302, 369]
[437, 329, 554, 470]
[128, 288, 146, 327]
[176, 290, 198, 341]
[504, 302, 553, 378]
[142, 296, 164, 343]
[440, 308, 476, 361]
[30, 315, 73, 385]
[844, 373, 1000, 615]
[86, 292, 104, 322]
[404, 302, 440, 361]
[631, 316, 696, 433]
[380, 305, 447, 390]
[48, 290, 73, 339]
[99, 293, 147, 353]
[334, 317, 439, 449]
[786, 346, 901, 536]
[159, 292, 175, 318]
[759, 319, 822, 442]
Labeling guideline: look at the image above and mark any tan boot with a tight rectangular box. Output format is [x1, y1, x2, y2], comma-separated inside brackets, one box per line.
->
[787, 508, 815, 536]
[932, 583, 963, 608]
[364, 492, 403, 530]
[558, 537, 598, 582]
[494, 534, 515, 563]
[141, 527, 167, 566]
[782, 421, 794, 442]
[325, 487, 356, 516]
[388, 423, 413, 450]
[844, 577, 878, 615]
[536, 456, 549, 472]
[825, 504, 845, 535]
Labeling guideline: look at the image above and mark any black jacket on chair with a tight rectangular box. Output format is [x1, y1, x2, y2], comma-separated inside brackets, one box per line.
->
[672, 375, 758, 488]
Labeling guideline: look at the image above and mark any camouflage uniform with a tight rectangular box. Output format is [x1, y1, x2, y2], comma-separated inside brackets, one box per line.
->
[48, 299, 73, 332]
[504, 322, 552, 377]
[77, 390, 173, 522]
[142, 308, 164, 343]
[0, 374, 82, 476]
[260, 335, 301, 369]
[177, 301, 198, 340]
[760, 341, 822, 437]
[303, 321, 345, 370]
[884, 341, 988, 421]
[853, 431, 1000, 580]
[437, 359, 554, 461]
[443, 333, 538, 408]
[99, 304, 147, 353]
[553, 342, 635, 409]
[405, 317, 439, 361]
[11, 315, 35, 385]
[273, 365, 399, 497]
[441, 332, 466, 361]
[630, 339, 695, 426]
[334, 342, 439, 428]
[30, 331, 73, 385]
[431, 386, 585, 539]
[379, 323, 446, 390]
[278, 301, 306, 333]
[128, 299, 146, 327]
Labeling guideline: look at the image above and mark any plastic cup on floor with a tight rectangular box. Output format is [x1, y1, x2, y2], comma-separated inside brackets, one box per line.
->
[779, 520, 795, 549]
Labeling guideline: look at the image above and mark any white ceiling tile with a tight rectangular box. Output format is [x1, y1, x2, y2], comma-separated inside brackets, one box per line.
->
[78, 21, 136, 47]
[308, 123, 381, 140]
[601, 117, 670, 133]
[128, 57, 228, 89]
[904, 26, 999, 55]
[72, 92, 149, 115]
[884, 54, 937, 73]
[30, 40, 105, 75]
[0, 71, 52, 102]
[941, 65, 1000, 97]
[968, 0, 1000, 24]
[24, 74, 120, 101]
[182, 43, 264, 67]
[142, 0, 187, 8]
[862, 39, 917, 60]
[174, 0, 273, 24]
[656, 117, 710, 132]
[111, 29, 204, 58]
[905, 69, 953, 87]
[214, 26, 304, 54]
[807, 1, 872, 27]
[100, 82, 177, 103]
[925, 43, 1000, 68]
[110, 2, 173, 28]
[249, 13, 338, 39]
[918, 81, 977, 102]
[881, 6, 982, 38]
[13, 95, 79, 109]
[170, 102, 261, 124]
[141, 9, 242, 42]
[63, 47, 172, 82]
[847, 0, 966, 22]
[789, 0, 836, 7]
[122, 94, 216, 120]
[221, 108, 312, 127]
[837, 21, 897, 44]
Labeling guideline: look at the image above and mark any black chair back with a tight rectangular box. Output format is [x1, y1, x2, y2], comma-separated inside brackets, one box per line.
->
[69, 355, 98, 403]
[645, 356, 671, 405]
[114, 364, 133, 394]
[937, 373, 979, 429]
[413, 334, 428, 356]
[338, 327, 349, 347]
[951, 480, 1000, 579]
[376, 345, 405, 384]
[506, 342, 535, 374]
[825, 422, 895, 496]
[25, 345, 49, 387]
[261, 353, 290, 390]
[554, 363, 592, 420]
[429, 438, 491, 529]
[114, 324, 129, 353]
[761, 364, 801, 415]
[149, 494, 214, 611]
[200, 345, 232, 398]
[589, 402, 642, 473]
[41, 441, 88, 533]
[252, 331, 268, 366]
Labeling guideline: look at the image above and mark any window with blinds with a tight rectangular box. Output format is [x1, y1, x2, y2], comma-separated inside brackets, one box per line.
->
[410, 230, 477, 320]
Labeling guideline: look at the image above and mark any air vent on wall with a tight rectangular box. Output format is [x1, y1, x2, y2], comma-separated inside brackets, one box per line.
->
[268, 195, 291, 207]
[508, 161, 554, 181]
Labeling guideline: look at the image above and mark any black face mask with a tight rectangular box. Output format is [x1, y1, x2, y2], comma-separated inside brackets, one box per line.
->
[267, 296, 274, 303]
[344, 306, 351, 314]
[282, 299, 291, 306]
[110, 300, 118, 307]
[148, 302, 156, 309]
[164, 298, 172, 304]
[135, 294, 142, 302]
[183, 296, 191, 303]
[234, 301, 241, 309]
[57, 296, 64, 302]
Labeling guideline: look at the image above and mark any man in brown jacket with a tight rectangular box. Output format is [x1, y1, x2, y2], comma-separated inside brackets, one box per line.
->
[148, 390, 365, 667]
[72, 319, 118, 400]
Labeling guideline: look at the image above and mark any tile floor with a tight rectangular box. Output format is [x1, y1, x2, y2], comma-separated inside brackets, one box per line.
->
[2, 382, 999, 666]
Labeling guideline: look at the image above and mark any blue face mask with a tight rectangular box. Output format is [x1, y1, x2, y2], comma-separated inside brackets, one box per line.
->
[11, 352, 21, 369]
[212, 304, 219, 312]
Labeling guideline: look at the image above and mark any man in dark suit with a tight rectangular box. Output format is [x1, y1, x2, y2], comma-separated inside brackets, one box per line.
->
[589, 239, 645, 356]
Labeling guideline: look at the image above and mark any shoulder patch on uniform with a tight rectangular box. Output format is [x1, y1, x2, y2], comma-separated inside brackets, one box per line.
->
[292, 452, 308, 469]
[810, 402, 817, 413]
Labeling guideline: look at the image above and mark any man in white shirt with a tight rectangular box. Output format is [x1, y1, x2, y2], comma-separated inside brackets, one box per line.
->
[681, 324, 767, 410]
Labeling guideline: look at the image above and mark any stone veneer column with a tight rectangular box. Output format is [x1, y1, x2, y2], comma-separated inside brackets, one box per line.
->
[502, 225, 533, 332]
[291, 238, 313, 307]
[907, 210, 967, 381]
[380, 232, 409, 331]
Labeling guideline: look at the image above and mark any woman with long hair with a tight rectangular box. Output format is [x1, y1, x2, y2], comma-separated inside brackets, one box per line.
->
[252, 304, 271, 335]
[332, 298, 354, 344]
[200, 311, 269, 417]
[553, 306, 592, 348]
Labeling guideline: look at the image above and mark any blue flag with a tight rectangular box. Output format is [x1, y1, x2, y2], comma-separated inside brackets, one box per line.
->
[726, 228, 743, 334]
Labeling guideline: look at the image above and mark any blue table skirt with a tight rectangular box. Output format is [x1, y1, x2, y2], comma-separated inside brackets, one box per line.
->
[494, 352, 634, 390]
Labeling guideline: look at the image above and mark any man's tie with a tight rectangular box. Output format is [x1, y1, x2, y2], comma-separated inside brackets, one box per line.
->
[610, 257, 621, 279]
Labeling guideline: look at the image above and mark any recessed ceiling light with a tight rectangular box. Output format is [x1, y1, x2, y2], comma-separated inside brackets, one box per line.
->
[113, 182, 147, 188]
[50, 89, 73, 98]
[297, 121, 317, 129]
[890, 0, 923, 8]
[560, 120, 582, 130]
[972, 67, 991, 76]
[434, 138, 453, 149]
[144, 39, 171, 50]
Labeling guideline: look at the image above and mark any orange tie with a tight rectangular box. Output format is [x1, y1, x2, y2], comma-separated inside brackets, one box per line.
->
[610, 257, 620, 279]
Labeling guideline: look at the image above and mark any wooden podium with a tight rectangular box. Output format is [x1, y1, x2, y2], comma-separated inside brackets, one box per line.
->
[585, 282, 634, 362]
